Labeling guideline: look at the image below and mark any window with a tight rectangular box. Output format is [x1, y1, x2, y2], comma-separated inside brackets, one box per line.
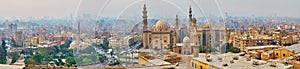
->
[276, 53, 278, 56]
[192, 62, 194, 67]
[200, 66, 203, 69]
[283, 54, 286, 56]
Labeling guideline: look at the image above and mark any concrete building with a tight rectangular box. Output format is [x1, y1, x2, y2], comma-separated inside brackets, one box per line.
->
[232, 33, 274, 52]
[15, 31, 23, 46]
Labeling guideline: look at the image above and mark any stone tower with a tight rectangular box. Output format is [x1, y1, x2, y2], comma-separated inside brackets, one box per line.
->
[175, 15, 179, 31]
[142, 4, 150, 49]
[193, 44, 199, 57]
[224, 23, 229, 43]
[175, 15, 179, 43]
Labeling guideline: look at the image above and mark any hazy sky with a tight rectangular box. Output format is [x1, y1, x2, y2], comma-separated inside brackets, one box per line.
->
[0, 0, 299, 18]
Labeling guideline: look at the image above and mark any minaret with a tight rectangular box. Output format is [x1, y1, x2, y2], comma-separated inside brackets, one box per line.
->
[174, 15, 179, 50]
[188, 6, 193, 32]
[188, 6, 195, 46]
[175, 15, 179, 30]
[77, 22, 80, 43]
[142, 4, 150, 49]
[143, 4, 148, 31]
[189, 6, 192, 21]
[193, 44, 199, 57]
[224, 23, 229, 43]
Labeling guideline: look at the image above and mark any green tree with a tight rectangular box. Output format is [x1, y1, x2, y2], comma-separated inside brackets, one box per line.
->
[221, 43, 231, 53]
[60, 39, 72, 49]
[25, 57, 36, 65]
[0, 42, 7, 64]
[38, 49, 47, 55]
[9, 51, 20, 64]
[221, 43, 240, 53]
[98, 54, 106, 62]
[102, 38, 109, 49]
[32, 54, 43, 64]
[199, 46, 207, 53]
[66, 56, 76, 66]
[230, 47, 240, 53]
[208, 48, 217, 52]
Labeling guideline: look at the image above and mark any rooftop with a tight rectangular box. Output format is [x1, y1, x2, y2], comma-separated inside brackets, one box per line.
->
[246, 45, 281, 50]
[285, 44, 300, 53]
[192, 53, 293, 69]
[0, 64, 24, 69]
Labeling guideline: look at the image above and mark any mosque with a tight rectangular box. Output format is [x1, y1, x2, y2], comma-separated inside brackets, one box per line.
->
[141, 4, 230, 55]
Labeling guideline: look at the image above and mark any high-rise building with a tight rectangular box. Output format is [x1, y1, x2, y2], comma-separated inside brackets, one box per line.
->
[15, 31, 23, 46]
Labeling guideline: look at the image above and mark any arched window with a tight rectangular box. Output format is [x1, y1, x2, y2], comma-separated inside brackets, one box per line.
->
[192, 62, 194, 67]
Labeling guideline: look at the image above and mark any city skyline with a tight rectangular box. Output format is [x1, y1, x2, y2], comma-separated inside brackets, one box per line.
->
[0, 0, 300, 19]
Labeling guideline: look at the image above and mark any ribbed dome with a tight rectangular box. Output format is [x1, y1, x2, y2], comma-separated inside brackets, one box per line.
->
[153, 20, 170, 32]
[203, 22, 211, 28]
[183, 36, 190, 43]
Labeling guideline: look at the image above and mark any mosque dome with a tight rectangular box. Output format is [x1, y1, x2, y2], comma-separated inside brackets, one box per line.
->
[183, 36, 190, 43]
[153, 20, 170, 32]
[203, 22, 211, 28]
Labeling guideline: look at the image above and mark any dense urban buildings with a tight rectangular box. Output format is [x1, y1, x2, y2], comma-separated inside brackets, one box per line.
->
[0, 0, 300, 69]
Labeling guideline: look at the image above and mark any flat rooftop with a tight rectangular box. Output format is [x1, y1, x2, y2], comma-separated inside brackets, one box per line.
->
[192, 53, 293, 69]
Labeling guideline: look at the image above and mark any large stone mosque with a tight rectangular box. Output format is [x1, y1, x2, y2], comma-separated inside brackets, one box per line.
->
[141, 4, 230, 55]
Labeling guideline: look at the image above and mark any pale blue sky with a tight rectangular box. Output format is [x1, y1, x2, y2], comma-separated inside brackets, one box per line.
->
[0, 0, 299, 18]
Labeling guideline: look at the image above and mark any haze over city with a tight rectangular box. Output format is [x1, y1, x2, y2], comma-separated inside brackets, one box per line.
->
[0, 0, 300, 18]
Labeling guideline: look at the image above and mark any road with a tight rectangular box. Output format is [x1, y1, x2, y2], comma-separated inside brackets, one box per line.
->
[93, 42, 142, 66]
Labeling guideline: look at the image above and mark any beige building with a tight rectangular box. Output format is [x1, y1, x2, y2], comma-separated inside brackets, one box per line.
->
[186, 7, 230, 50]
[142, 4, 178, 50]
[182, 36, 193, 55]
[142, 5, 230, 52]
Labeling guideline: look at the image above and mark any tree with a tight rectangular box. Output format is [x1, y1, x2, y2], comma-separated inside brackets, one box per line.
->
[230, 47, 240, 53]
[208, 48, 217, 52]
[60, 39, 72, 49]
[98, 54, 106, 62]
[102, 38, 109, 49]
[38, 49, 47, 55]
[0, 41, 7, 64]
[25, 57, 36, 65]
[199, 46, 207, 53]
[66, 56, 76, 66]
[9, 51, 20, 64]
[221, 43, 240, 53]
[32, 54, 43, 64]
[221, 43, 231, 53]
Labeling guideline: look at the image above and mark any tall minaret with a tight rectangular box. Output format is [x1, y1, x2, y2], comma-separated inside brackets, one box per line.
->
[77, 22, 81, 43]
[143, 4, 148, 31]
[188, 6, 194, 45]
[189, 6, 192, 21]
[142, 4, 150, 49]
[224, 23, 229, 43]
[175, 15, 179, 30]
